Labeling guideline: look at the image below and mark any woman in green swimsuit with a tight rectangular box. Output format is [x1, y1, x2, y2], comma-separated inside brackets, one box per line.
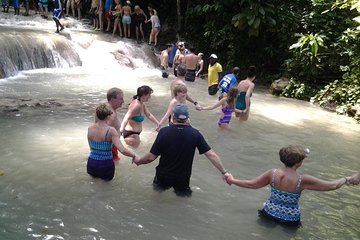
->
[120, 85, 160, 148]
[235, 66, 256, 121]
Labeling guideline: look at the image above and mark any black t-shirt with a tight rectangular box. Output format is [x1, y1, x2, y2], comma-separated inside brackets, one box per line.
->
[150, 124, 211, 180]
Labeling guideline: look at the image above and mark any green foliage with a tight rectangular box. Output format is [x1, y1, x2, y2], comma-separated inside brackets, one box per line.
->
[231, 1, 276, 37]
[286, 33, 326, 82]
[289, 33, 324, 57]
[158, 0, 360, 121]
[280, 78, 318, 101]
[311, 78, 360, 121]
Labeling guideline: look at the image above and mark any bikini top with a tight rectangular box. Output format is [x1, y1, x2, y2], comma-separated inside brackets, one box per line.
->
[131, 115, 145, 122]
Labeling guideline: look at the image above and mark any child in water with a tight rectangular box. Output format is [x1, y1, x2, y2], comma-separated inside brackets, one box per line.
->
[199, 87, 241, 128]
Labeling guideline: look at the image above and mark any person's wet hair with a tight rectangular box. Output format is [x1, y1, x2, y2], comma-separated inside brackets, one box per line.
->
[248, 65, 256, 78]
[177, 64, 187, 77]
[279, 145, 308, 167]
[96, 103, 112, 120]
[133, 85, 153, 99]
[233, 67, 240, 75]
[173, 84, 187, 97]
[226, 87, 239, 108]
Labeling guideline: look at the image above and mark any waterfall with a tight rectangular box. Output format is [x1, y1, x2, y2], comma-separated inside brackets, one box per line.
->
[0, 26, 160, 79]
[0, 26, 82, 79]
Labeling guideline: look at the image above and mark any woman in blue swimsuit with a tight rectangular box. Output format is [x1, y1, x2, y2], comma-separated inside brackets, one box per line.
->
[225, 145, 353, 226]
[87, 104, 138, 181]
[120, 86, 160, 148]
[235, 66, 256, 121]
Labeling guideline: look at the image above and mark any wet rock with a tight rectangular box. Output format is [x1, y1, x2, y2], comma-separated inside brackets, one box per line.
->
[269, 77, 290, 95]
[112, 50, 135, 69]
[3, 107, 19, 112]
[18, 103, 30, 108]
[348, 104, 360, 117]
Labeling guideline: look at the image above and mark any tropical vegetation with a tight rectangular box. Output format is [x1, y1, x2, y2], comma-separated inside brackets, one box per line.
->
[155, 0, 360, 121]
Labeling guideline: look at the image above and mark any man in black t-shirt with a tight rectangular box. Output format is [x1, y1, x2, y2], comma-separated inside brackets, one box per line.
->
[134, 104, 229, 196]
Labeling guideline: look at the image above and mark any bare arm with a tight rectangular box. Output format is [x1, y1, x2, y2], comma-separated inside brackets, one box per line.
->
[196, 61, 204, 76]
[301, 175, 348, 191]
[133, 152, 158, 165]
[204, 149, 227, 175]
[120, 103, 135, 133]
[120, 100, 142, 133]
[234, 108, 243, 114]
[186, 94, 195, 104]
[142, 11, 148, 22]
[110, 128, 136, 159]
[156, 99, 177, 130]
[201, 98, 225, 111]
[144, 105, 160, 126]
[245, 83, 255, 111]
[185, 94, 201, 110]
[226, 169, 273, 189]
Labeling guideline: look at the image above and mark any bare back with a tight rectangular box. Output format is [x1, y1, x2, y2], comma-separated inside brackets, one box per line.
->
[88, 123, 112, 142]
[237, 79, 255, 94]
[184, 53, 199, 70]
[122, 5, 131, 16]
[272, 168, 303, 193]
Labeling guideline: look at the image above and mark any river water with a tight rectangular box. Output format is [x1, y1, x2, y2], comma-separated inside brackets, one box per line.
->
[0, 13, 359, 240]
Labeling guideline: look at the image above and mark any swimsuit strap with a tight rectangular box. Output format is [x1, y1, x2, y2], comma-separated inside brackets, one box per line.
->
[294, 175, 303, 193]
[104, 128, 111, 141]
[271, 169, 277, 187]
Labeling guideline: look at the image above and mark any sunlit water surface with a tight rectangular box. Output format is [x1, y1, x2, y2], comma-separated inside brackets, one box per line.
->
[0, 12, 359, 240]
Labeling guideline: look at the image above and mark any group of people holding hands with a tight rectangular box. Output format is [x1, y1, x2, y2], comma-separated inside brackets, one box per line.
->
[160, 41, 257, 122]
[86, 64, 360, 226]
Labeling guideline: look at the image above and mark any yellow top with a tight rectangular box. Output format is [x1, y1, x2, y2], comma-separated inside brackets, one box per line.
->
[208, 62, 222, 87]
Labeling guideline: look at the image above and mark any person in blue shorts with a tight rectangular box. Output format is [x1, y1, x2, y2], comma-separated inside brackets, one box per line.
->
[87, 104, 139, 181]
[134, 104, 230, 197]
[122, 1, 132, 38]
[53, 0, 64, 33]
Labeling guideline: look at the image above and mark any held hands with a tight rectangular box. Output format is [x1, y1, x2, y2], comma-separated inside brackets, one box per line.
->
[132, 154, 140, 165]
[347, 172, 360, 185]
[223, 172, 233, 185]
[193, 102, 202, 111]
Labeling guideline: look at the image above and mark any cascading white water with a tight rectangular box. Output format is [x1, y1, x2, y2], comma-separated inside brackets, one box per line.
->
[0, 26, 81, 78]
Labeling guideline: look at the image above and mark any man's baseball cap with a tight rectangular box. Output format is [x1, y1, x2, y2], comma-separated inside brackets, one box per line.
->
[173, 104, 189, 123]
[210, 54, 218, 59]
